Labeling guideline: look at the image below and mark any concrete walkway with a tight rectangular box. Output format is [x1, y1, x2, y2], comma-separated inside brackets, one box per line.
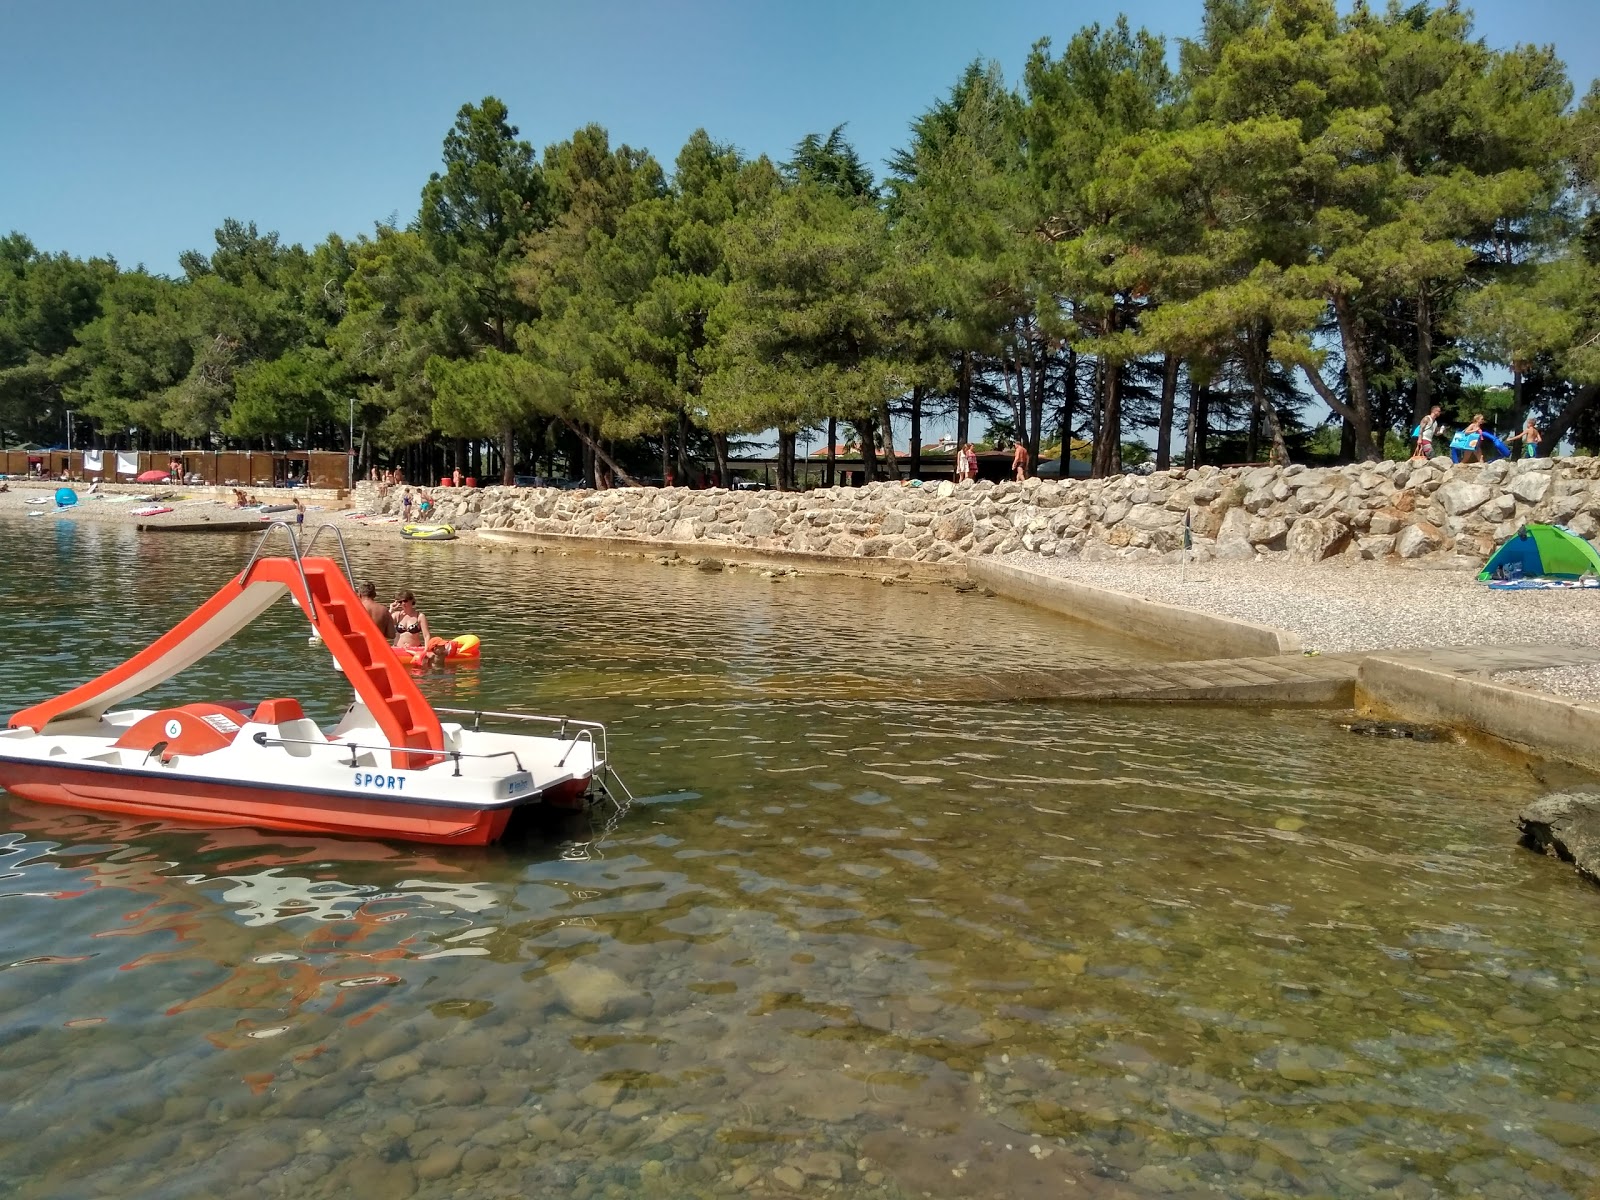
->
[959, 644, 1600, 708]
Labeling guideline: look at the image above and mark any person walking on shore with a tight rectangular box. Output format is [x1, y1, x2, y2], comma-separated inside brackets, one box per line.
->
[1010, 439, 1028, 481]
[1412, 405, 1441, 461]
[1508, 415, 1543, 458]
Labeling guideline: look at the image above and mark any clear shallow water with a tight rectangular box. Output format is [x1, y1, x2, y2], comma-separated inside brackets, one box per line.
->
[2, 519, 1598, 1199]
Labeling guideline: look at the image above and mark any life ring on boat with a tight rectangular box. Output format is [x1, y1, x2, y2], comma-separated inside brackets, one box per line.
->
[401, 523, 457, 541]
[393, 634, 480, 666]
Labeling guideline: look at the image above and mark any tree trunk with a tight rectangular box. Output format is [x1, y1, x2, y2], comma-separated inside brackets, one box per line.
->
[956, 351, 971, 445]
[560, 420, 638, 488]
[676, 410, 692, 484]
[712, 432, 730, 487]
[1156, 352, 1178, 471]
[909, 384, 924, 478]
[878, 402, 899, 480]
[1009, 350, 1026, 447]
[1329, 291, 1379, 460]
[1060, 346, 1078, 462]
[858, 417, 879, 483]
[777, 429, 796, 491]
[500, 423, 515, 486]
[1091, 357, 1121, 478]
[825, 416, 837, 487]
[1027, 350, 1045, 474]
[1244, 325, 1290, 465]
[1183, 378, 1201, 468]
[1543, 382, 1599, 454]
[1414, 287, 1433, 422]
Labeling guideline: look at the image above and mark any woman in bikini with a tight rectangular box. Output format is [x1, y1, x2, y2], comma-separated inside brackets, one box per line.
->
[392, 592, 432, 650]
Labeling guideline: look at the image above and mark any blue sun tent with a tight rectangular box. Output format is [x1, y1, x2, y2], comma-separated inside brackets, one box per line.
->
[1479, 523, 1600, 582]
[54, 487, 77, 508]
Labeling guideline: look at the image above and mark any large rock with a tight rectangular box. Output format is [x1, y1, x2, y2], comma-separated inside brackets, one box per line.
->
[1509, 472, 1552, 506]
[1367, 507, 1406, 535]
[1518, 793, 1600, 887]
[1124, 502, 1175, 531]
[740, 507, 778, 539]
[1437, 480, 1493, 516]
[1394, 521, 1445, 559]
[1246, 515, 1289, 549]
[1286, 516, 1350, 562]
[1215, 506, 1251, 545]
[932, 506, 974, 542]
[552, 962, 650, 1023]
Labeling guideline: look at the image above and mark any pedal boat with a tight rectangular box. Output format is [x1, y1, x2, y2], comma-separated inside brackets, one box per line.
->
[0, 524, 617, 846]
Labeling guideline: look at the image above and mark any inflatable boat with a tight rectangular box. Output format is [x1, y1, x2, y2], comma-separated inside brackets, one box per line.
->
[402, 523, 457, 541]
[394, 634, 481, 667]
[0, 524, 624, 846]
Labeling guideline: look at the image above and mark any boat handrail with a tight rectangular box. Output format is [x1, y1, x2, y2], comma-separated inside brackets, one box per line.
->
[434, 707, 609, 766]
[250, 730, 524, 776]
[300, 523, 356, 585]
[240, 520, 318, 622]
[555, 726, 593, 770]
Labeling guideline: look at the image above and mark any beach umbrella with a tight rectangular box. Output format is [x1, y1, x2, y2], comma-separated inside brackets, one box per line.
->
[136, 469, 169, 483]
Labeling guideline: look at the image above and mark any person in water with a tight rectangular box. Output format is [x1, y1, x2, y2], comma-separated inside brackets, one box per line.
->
[392, 592, 432, 649]
[358, 582, 395, 639]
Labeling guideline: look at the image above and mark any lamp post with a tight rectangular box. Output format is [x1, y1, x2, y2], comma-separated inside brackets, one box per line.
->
[348, 396, 355, 488]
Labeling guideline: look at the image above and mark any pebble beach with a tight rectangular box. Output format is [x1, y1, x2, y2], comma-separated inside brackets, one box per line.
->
[1003, 551, 1600, 703]
[0, 480, 389, 539]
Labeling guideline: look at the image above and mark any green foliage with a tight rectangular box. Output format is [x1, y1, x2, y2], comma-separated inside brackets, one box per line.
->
[1, 15, 1593, 472]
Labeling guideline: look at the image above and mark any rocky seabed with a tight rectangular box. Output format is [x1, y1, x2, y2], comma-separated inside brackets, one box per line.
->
[360, 454, 1600, 567]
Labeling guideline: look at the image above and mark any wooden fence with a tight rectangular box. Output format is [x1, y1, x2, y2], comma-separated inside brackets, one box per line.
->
[3, 450, 349, 489]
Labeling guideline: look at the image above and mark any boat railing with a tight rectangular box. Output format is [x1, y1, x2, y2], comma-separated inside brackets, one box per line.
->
[241, 521, 319, 620]
[434, 707, 609, 768]
[240, 521, 360, 621]
[250, 730, 524, 776]
[300, 523, 356, 585]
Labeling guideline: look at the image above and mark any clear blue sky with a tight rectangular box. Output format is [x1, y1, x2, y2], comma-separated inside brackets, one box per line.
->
[3, 0, 1596, 276]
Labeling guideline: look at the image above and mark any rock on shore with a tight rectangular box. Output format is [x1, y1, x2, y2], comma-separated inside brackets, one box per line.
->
[1518, 793, 1600, 887]
[359, 454, 1600, 568]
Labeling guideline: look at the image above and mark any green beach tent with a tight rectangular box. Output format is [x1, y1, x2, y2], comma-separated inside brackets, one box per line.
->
[1478, 523, 1600, 581]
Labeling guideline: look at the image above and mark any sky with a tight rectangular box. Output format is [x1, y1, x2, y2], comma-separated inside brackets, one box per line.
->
[3, 0, 1598, 276]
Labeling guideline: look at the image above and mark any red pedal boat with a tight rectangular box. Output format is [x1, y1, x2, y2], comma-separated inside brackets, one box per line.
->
[0, 525, 625, 846]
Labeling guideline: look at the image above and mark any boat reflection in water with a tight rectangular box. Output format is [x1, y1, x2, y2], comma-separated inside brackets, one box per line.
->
[0, 801, 587, 1053]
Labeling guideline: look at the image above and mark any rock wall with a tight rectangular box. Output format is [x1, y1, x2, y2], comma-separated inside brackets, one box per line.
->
[357, 454, 1600, 566]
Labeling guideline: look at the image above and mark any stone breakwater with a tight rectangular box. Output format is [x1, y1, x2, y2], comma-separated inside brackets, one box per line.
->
[358, 453, 1600, 566]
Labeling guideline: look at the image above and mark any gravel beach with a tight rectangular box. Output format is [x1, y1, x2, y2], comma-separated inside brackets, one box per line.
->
[0, 480, 390, 539]
[1003, 550, 1600, 700]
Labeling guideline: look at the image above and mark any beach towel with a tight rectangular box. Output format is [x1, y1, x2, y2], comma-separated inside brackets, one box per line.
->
[82, 449, 104, 473]
[1485, 577, 1600, 590]
[116, 451, 138, 476]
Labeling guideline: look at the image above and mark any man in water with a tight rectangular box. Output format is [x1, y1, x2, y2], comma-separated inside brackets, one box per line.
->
[358, 582, 395, 640]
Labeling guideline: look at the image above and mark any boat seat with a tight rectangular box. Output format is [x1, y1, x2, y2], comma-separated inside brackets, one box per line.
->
[112, 704, 246, 761]
[254, 698, 304, 724]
